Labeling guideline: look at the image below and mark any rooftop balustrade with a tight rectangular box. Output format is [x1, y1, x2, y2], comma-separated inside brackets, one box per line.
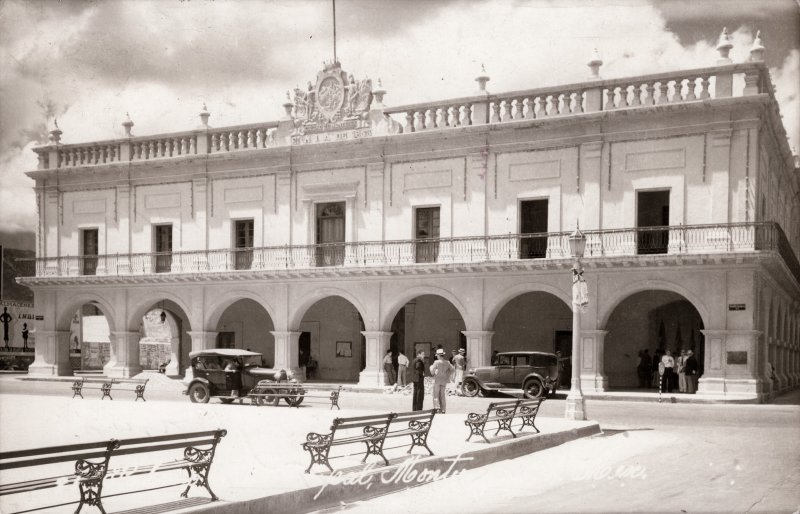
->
[15, 223, 799, 286]
[33, 59, 780, 171]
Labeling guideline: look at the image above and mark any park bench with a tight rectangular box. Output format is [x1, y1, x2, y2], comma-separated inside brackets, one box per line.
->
[248, 383, 342, 409]
[464, 398, 545, 443]
[383, 409, 437, 456]
[109, 377, 149, 401]
[302, 412, 395, 473]
[0, 428, 227, 514]
[302, 410, 437, 473]
[72, 376, 114, 400]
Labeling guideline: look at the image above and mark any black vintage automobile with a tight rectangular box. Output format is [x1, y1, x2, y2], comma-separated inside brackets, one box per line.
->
[184, 349, 304, 405]
[461, 351, 559, 399]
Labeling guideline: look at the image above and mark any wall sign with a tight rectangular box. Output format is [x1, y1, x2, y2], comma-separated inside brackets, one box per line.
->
[728, 304, 746, 311]
[726, 351, 747, 365]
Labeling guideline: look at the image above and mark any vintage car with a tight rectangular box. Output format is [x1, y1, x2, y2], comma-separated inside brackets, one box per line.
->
[461, 351, 559, 399]
[184, 349, 304, 405]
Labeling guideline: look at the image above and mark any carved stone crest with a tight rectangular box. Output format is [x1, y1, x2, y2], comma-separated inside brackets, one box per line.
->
[291, 61, 372, 126]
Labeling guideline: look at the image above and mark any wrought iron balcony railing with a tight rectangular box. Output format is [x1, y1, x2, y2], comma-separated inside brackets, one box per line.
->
[15, 223, 799, 284]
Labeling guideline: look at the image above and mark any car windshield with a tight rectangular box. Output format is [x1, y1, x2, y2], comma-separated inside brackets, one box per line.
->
[241, 355, 263, 367]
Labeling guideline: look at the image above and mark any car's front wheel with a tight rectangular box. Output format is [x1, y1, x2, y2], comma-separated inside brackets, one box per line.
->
[188, 382, 210, 404]
[523, 378, 545, 399]
[461, 378, 481, 397]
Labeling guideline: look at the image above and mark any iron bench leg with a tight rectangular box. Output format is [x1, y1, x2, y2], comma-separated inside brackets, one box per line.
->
[101, 383, 113, 400]
[182, 462, 218, 501]
[465, 414, 489, 443]
[303, 434, 334, 474]
[362, 428, 389, 466]
[135, 385, 146, 401]
[495, 416, 516, 438]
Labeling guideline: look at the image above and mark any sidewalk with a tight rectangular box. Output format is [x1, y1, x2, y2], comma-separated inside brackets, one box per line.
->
[0, 392, 599, 514]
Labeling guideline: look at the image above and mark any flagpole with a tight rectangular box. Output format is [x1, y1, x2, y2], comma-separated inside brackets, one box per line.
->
[332, 0, 337, 63]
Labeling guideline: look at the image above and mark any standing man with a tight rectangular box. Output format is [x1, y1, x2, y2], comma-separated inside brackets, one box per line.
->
[412, 349, 426, 411]
[661, 350, 675, 393]
[382, 349, 395, 386]
[429, 348, 454, 414]
[453, 348, 466, 393]
[21, 323, 29, 351]
[397, 350, 409, 387]
[0, 307, 12, 351]
[684, 350, 699, 394]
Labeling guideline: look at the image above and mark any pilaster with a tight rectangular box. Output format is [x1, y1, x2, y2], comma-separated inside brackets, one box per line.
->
[358, 331, 392, 386]
[27, 330, 72, 376]
[104, 331, 143, 378]
[579, 330, 609, 392]
[271, 331, 302, 379]
[462, 331, 493, 368]
[698, 329, 765, 397]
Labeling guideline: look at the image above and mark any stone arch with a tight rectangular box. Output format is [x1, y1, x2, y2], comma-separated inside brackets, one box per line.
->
[56, 293, 117, 333]
[206, 290, 277, 331]
[379, 285, 470, 332]
[485, 282, 571, 330]
[598, 279, 710, 330]
[289, 287, 369, 331]
[127, 290, 194, 333]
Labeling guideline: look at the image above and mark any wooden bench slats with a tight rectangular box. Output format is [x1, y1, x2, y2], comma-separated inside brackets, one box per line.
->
[117, 430, 221, 446]
[0, 440, 111, 462]
[111, 438, 218, 457]
[0, 475, 74, 494]
[334, 412, 392, 423]
[0, 450, 111, 470]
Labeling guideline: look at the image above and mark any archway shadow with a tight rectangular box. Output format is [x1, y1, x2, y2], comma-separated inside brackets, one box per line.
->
[595, 428, 655, 438]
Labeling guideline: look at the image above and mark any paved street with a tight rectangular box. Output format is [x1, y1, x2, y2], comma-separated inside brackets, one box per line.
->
[1, 376, 798, 514]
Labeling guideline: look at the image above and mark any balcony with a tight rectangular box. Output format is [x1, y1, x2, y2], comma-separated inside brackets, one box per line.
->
[15, 223, 799, 285]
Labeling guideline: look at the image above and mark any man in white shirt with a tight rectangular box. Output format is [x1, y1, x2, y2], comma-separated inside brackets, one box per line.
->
[397, 351, 409, 387]
[661, 350, 675, 393]
[429, 349, 454, 413]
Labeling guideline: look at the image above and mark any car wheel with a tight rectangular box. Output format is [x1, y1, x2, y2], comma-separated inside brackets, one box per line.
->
[260, 389, 280, 406]
[188, 383, 210, 404]
[461, 378, 481, 397]
[523, 379, 545, 399]
[284, 394, 304, 407]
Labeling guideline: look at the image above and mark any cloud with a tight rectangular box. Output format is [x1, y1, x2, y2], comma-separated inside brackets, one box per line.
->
[0, 0, 797, 234]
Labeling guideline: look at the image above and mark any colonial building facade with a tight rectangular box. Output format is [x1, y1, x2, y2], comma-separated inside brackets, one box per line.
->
[19, 32, 800, 401]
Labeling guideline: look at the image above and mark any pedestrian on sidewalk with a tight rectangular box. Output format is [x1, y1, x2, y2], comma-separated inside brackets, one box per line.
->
[637, 349, 652, 388]
[453, 348, 466, 392]
[684, 349, 698, 394]
[429, 348, 454, 413]
[383, 349, 395, 386]
[397, 351, 409, 387]
[412, 349, 426, 410]
[661, 350, 675, 393]
[677, 349, 687, 393]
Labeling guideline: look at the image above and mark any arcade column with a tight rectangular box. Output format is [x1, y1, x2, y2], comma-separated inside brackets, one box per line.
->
[358, 331, 392, 386]
[104, 331, 142, 378]
[27, 330, 72, 376]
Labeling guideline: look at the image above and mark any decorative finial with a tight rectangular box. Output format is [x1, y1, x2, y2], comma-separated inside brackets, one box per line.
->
[749, 30, 765, 62]
[372, 78, 386, 107]
[282, 91, 294, 120]
[122, 112, 134, 137]
[199, 103, 210, 127]
[588, 48, 603, 79]
[48, 118, 63, 144]
[716, 27, 733, 63]
[475, 63, 490, 93]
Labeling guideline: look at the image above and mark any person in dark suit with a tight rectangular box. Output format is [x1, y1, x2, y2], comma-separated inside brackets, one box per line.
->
[684, 350, 699, 394]
[412, 349, 426, 411]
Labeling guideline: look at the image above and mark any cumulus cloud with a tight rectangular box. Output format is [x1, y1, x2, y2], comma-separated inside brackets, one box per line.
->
[0, 0, 797, 235]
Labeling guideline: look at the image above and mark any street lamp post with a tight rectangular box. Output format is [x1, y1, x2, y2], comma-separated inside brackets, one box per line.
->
[565, 224, 587, 420]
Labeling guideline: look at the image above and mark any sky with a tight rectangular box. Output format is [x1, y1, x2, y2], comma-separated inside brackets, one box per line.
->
[0, 0, 798, 239]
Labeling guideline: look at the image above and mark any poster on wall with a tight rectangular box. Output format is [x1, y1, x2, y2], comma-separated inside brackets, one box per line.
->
[82, 342, 111, 370]
[140, 343, 171, 369]
[0, 300, 35, 351]
[335, 341, 352, 358]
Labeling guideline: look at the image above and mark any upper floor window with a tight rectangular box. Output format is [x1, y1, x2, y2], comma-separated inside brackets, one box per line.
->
[81, 229, 98, 276]
[234, 219, 254, 270]
[636, 190, 669, 255]
[415, 207, 440, 263]
[519, 199, 548, 259]
[316, 202, 345, 267]
[154, 224, 172, 273]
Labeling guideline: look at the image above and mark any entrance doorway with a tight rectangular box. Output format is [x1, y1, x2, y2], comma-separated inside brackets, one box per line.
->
[154, 224, 173, 272]
[415, 207, 440, 263]
[636, 190, 669, 254]
[520, 199, 548, 259]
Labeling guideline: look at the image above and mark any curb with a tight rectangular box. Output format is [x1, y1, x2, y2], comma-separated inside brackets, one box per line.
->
[185, 422, 601, 514]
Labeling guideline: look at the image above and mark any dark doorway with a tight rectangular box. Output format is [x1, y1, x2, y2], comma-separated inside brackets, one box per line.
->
[554, 330, 572, 388]
[217, 332, 235, 349]
[316, 203, 345, 266]
[81, 229, 98, 276]
[299, 332, 311, 368]
[636, 190, 669, 254]
[234, 219, 254, 270]
[415, 207, 440, 263]
[520, 199, 548, 259]
[154, 224, 173, 272]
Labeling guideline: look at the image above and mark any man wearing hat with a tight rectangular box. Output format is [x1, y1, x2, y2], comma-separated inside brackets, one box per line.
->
[453, 348, 466, 393]
[684, 349, 699, 394]
[429, 348, 454, 413]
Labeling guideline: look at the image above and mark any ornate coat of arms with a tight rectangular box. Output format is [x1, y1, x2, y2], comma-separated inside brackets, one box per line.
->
[291, 61, 372, 126]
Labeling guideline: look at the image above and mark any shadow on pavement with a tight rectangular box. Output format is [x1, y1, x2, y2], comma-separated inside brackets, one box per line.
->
[111, 497, 213, 514]
[596, 428, 654, 438]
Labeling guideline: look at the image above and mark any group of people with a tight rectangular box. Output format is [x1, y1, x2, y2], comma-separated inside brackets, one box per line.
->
[636, 348, 700, 394]
[383, 346, 466, 413]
